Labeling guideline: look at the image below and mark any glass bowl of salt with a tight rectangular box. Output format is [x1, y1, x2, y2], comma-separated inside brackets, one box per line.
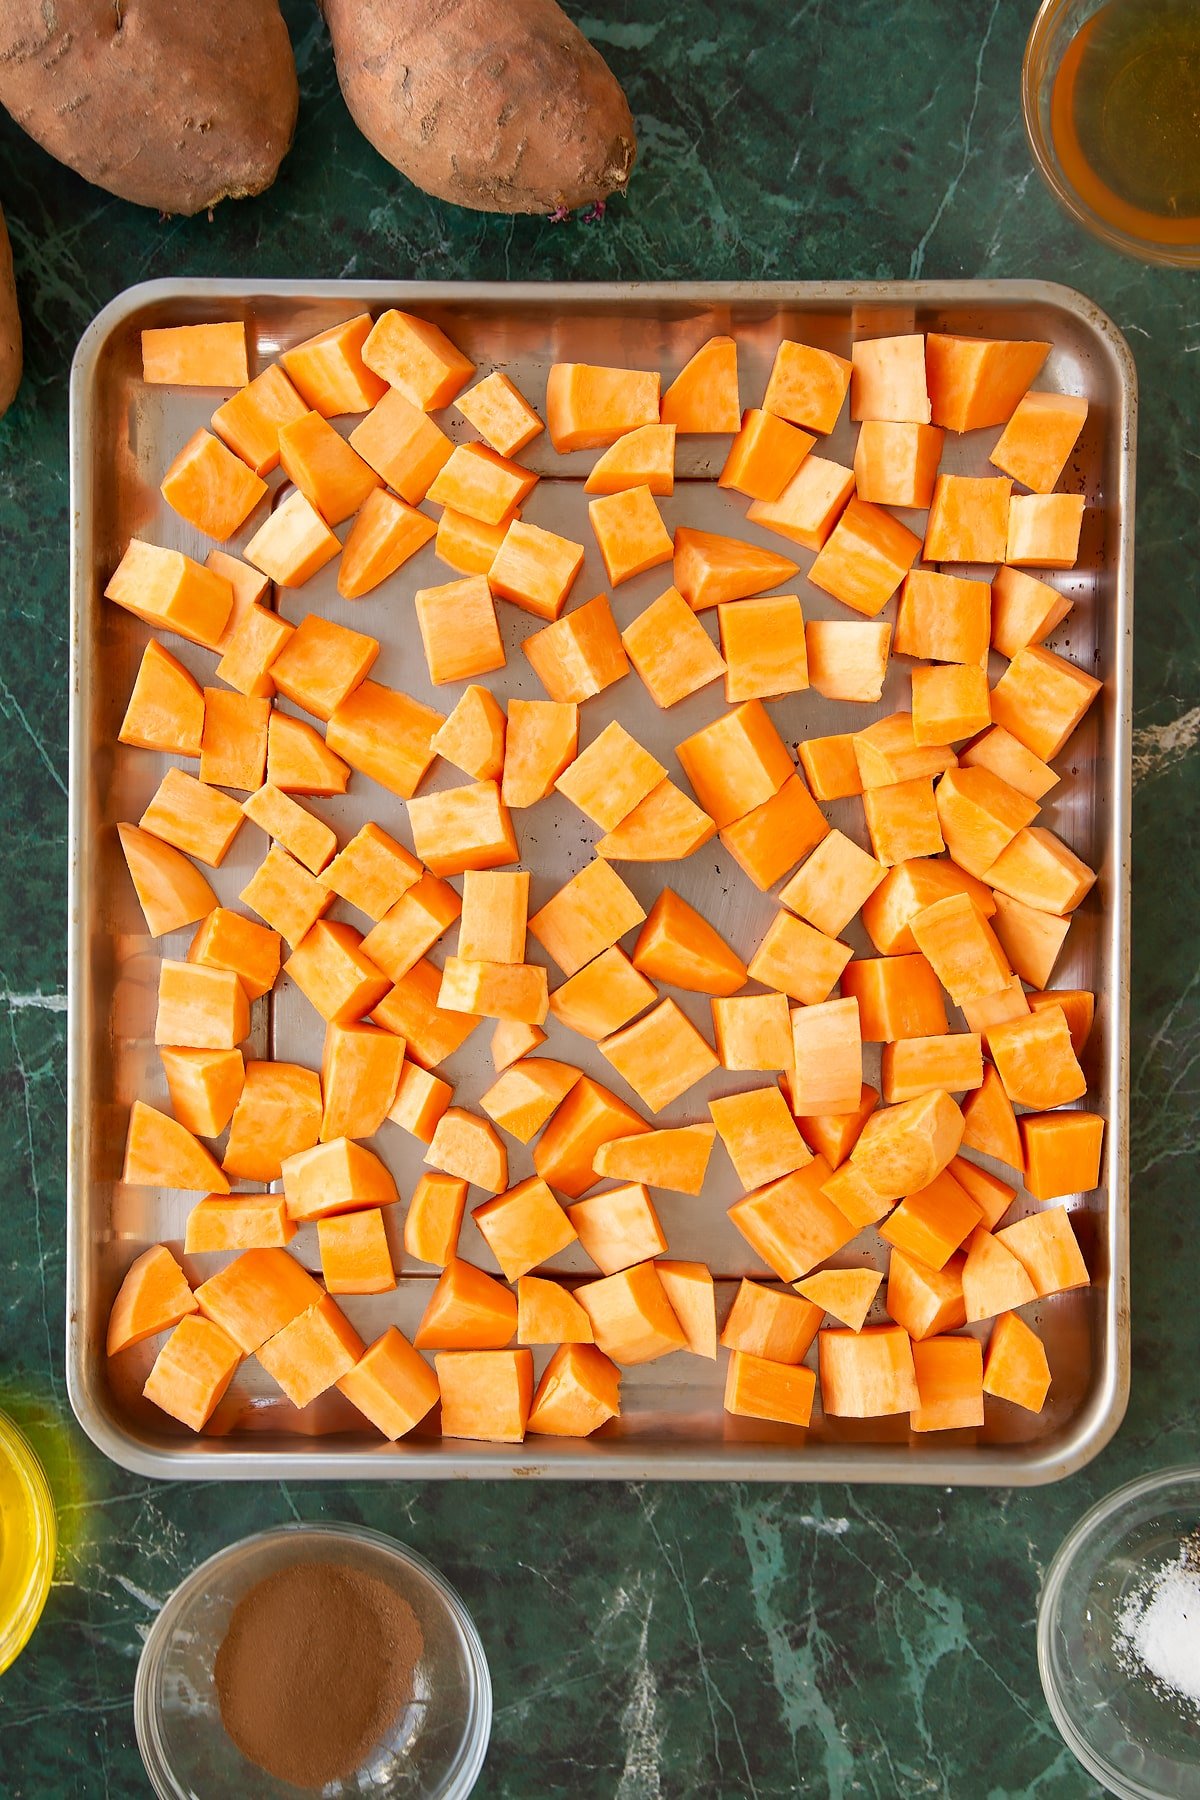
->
[1039, 1466, 1200, 1798]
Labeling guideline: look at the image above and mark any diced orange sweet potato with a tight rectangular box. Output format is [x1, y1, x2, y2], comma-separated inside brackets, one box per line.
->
[491, 1020, 546, 1072]
[960, 977, 1030, 1048]
[259, 1294, 366, 1409]
[211, 363, 308, 475]
[264, 715, 349, 800]
[982, 1312, 1052, 1412]
[991, 892, 1072, 990]
[239, 786, 332, 886]
[925, 334, 1050, 433]
[593, 1124, 716, 1197]
[724, 1350, 816, 1428]
[185, 1194, 294, 1254]
[595, 779, 717, 863]
[961, 1063, 1023, 1171]
[853, 714, 958, 791]
[328, 682, 443, 800]
[990, 566, 1073, 660]
[489, 518, 585, 621]
[455, 870, 528, 966]
[549, 947, 655, 1040]
[404, 1170, 467, 1263]
[746, 455, 855, 551]
[763, 339, 852, 433]
[455, 370, 543, 457]
[523, 594, 630, 703]
[910, 1335, 984, 1432]
[1020, 1109, 1104, 1200]
[790, 996, 864, 1115]
[728, 1157, 855, 1281]
[589, 485, 674, 586]
[141, 768, 245, 868]
[991, 643, 1102, 762]
[861, 857, 995, 957]
[107, 539, 233, 649]
[142, 321, 248, 388]
[794, 1083, 878, 1169]
[794, 1267, 882, 1333]
[908, 892, 1008, 1010]
[474, 1176, 577, 1280]
[632, 889, 745, 995]
[244, 491, 341, 588]
[819, 1161, 890, 1230]
[390, 1062, 454, 1144]
[806, 620, 892, 704]
[600, 998, 718, 1114]
[880, 1169, 983, 1270]
[567, 1183, 665, 1275]
[895, 571, 991, 665]
[545, 363, 660, 452]
[951, 1152, 1022, 1226]
[780, 832, 884, 940]
[143, 1315, 241, 1431]
[501, 699, 578, 807]
[281, 1137, 399, 1221]
[661, 335, 740, 431]
[277, 409, 380, 527]
[155, 960, 249, 1051]
[436, 1348, 534, 1442]
[720, 1277, 821, 1363]
[348, 387, 453, 503]
[676, 698, 792, 829]
[577, 1261, 687, 1364]
[961, 1225, 1037, 1323]
[427, 442, 538, 525]
[318, 1208, 396, 1295]
[712, 992, 792, 1071]
[990, 390, 1088, 494]
[517, 1276, 594, 1346]
[924, 473, 1012, 563]
[934, 765, 1038, 879]
[584, 423, 676, 497]
[710, 1085, 811, 1188]
[337, 1327, 440, 1439]
[534, 1076, 649, 1199]
[719, 406, 814, 502]
[271, 615, 381, 724]
[414, 575, 505, 686]
[748, 912, 851, 1006]
[320, 1022, 405, 1141]
[720, 773, 829, 891]
[430, 685, 506, 783]
[620, 585, 726, 710]
[1006, 493, 1086, 569]
[673, 525, 798, 611]
[841, 953, 947, 1042]
[223, 1060, 322, 1182]
[853, 419, 942, 510]
[651, 1260, 714, 1357]
[426, 1108, 508, 1193]
[194, 1247, 322, 1354]
[556, 720, 665, 831]
[125, 1094, 232, 1195]
[996, 1206, 1090, 1297]
[372, 958, 479, 1069]
[338, 489, 436, 600]
[240, 844, 334, 947]
[882, 1033, 984, 1103]
[719, 594, 808, 703]
[886, 1248, 966, 1341]
[436, 505, 517, 577]
[808, 498, 921, 618]
[797, 732, 863, 802]
[118, 823, 217, 939]
[820, 1324, 919, 1416]
[414, 1257, 517, 1349]
[361, 309, 474, 409]
[851, 334, 930, 423]
[438, 958, 548, 1026]
[107, 1244, 198, 1355]
[529, 858, 645, 978]
[989, 1006, 1086, 1109]
[528, 1343, 621, 1436]
[281, 314, 387, 417]
[119, 641, 205, 759]
[851, 1088, 964, 1202]
[983, 826, 1096, 918]
[160, 1046, 245, 1139]
[284, 920, 392, 1025]
[407, 780, 518, 877]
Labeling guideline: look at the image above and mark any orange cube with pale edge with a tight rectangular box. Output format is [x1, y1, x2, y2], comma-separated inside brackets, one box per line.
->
[567, 1184, 665, 1275]
[337, 1327, 440, 1439]
[996, 1207, 1090, 1297]
[791, 997, 863, 1115]
[911, 1336, 984, 1432]
[926, 334, 1049, 433]
[982, 1313, 1052, 1412]
[189, 907, 281, 1001]
[277, 410, 380, 526]
[747, 456, 855, 552]
[194, 1248, 321, 1354]
[318, 1209, 396, 1295]
[141, 768, 245, 868]
[184, 1194, 294, 1255]
[719, 408, 814, 502]
[599, 998, 718, 1113]
[211, 363, 307, 475]
[819, 1325, 919, 1417]
[935, 766, 1037, 879]
[806, 621, 892, 704]
[654, 1261, 716, 1357]
[432, 686, 506, 782]
[534, 1076, 649, 1199]
[924, 474, 1011, 563]
[414, 1258, 516, 1350]
[990, 391, 1088, 493]
[748, 911, 851, 1006]
[1020, 1110, 1104, 1200]
[808, 498, 921, 618]
[990, 566, 1073, 660]
[853, 713, 957, 789]
[361, 309, 474, 409]
[983, 825, 1096, 917]
[107, 539, 233, 649]
[895, 571, 991, 664]
[267, 714, 350, 798]
[961, 1063, 1023, 1170]
[712, 993, 792, 1071]
[989, 1006, 1086, 1109]
[414, 576, 505, 685]
[727, 1158, 855, 1281]
[585, 423, 676, 497]
[991, 644, 1102, 762]
[160, 429, 266, 541]
[598, 781, 716, 864]
[160, 1047, 245, 1139]
[592, 1124, 716, 1197]
[719, 595, 808, 702]
[143, 1316, 241, 1432]
[373, 959, 480, 1070]
[281, 314, 387, 416]
[320, 1022, 405, 1141]
[502, 700, 578, 807]
[556, 721, 665, 831]
[517, 1277, 595, 1345]
[549, 947, 655, 1040]
[242, 784, 336, 876]
[850, 1089, 964, 1203]
[589, 486, 674, 585]
[404, 1171, 467, 1262]
[107, 1244, 198, 1355]
[223, 1062, 322, 1183]
[427, 442, 538, 526]
[910, 892, 1012, 1006]
[121, 640, 205, 756]
[489, 519, 585, 621]
[474, 1177, 577, 1281]
[528, 1344, 621, 1437]
[155, 960, 249, 1052]
[407, 781, 517, 877]
[661, 335, 740, 431]
[851, 334, 930, 423]
[673, 526, 798, 610]
[794, 1083, 878, 1170]
[523, 595, 630, 704]
[780, 832, 884, 939]
[455, 371, 543, 456]
[842, 953, 947, 1042]
[244, 491, 340, 588]
[339, 490, 436, 600]
[436, 506, 516, 577]
[271, 614, 380, 725]
[725, 1352, 816, 1428]
[576, 1262, 687, 1364]
[143, 321, 248, 388]
[621, 585, 726, 709]
[882, 1033, 984, 1103]
[348, 389, 453, 504]
[961, 1226, 1036, 1323]
[880, 1169, 983, 1270]
[491, 1020, 546, 1071]
[436, 1350, 534, 1443]
[720, 1278, 821, 1364]
[320, 824, 421, 922]
[633, 889, 746, 996]
[545, 363, 661, 452]
[993, 893, 1072, 988]
[862, 775, 944, 865]
[676, 699, 792, 829]
[912, 664, 992, 746]
[793, 1267, 882, 1333]
[437, 958, 548, 1027]
[886, 1249, 966, 1342]
[709, 1085, 811, 1189]
[853, 421, 943, 509]
[281, 1138, 398, 1222]
[797, 733, 863, 801]
[284, 920, 392, 1025]
[426, 1108, 508, 1193]
[241, 845, 334, 946]
[763, 339, 852, 433]
[1007, 494, 1086, 569]
[529, 858, 645, 977]
[720, 773, 828, 891]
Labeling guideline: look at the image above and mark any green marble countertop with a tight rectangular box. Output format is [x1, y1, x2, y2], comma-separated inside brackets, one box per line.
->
[0, 1, 1195, 1793]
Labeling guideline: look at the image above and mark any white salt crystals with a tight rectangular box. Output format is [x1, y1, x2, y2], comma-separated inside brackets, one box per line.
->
[1114, 1548, 1200, 1714]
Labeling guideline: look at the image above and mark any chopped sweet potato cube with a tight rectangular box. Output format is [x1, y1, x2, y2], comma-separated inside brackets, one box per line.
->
[529, 858, 645, 977]
[925, 334, 1050, 433]
[240, 844, 333, 947]
[950, 1156, 1017, 1229]
[194, 1247, 321, 1355]
[650, 1260, 714, 1358]
[797, 731, 863, 801]
[808, 498, 921, 618]
[427, 442, 538, 525]
[728, 1157, 855, 1281]
[414, 575, 505, 686]
[271, 615, 380, 724]
[549, 947, 655, 1040]
[184, 1194, 295, 1254]
[265, 715, 350, 799]
[455, 371, 543, 457]
[676, 698, 792, 829]
[143, 1315, 241, 1432]
[141, 767, 245, 867]
[991, 892, 1072, 989]
[284, 920, 392, 1025]
[556, 720, 666, 831]
[584, 423, 676, 497]
[155, 960, 249, 1052]
[989, 1006, 1086, 1109]
[961, 1063, 1023, 1170]
[107, 1244, 198, 1355]
[880, 1168, 983, 1270]
[281, 1137, 399, 1221]
[259, 1294, 366, 1409]
[211, 363, 307, 475]
[596, 779, 716, 862]
[456, 871, 528, 965]
[853, 421, 943, 509]
[806, 620, 892, 704]
[633, 889, 745, 995]
[143, 321, 248, 388]
[277, 409, 380, 527]
[534, 1076, 649, 1199]
[710, 1085, 811, 1189]
[429, 686, 505, 783]
[106, 539, 233, 649]
[984, 825, 1096, 917]
[361, 309, 474, 409]
[567, 1183, 664, 1275]
[895, 570, 991, 665]
[474, 1176, 576, 1281]
[720, 773, 829, 891]
[725, 1351, 816, 1428]
[348, 388, 453, 502]
[320, 1022, 405, 1141]
[318, 1208, 396, 1295]
[721, 1277, 821, 1363]
[436, 1349, 534, 1443]
[851, 1089, 964, 1202]
[780, 831, 884, 939]
[407, 780, 517, 876]
[523, 594, 629, 703]
[477, 1057, 581, 1142]
[161, 428, 266, 541]
[882, 1033, 983, 1104]
[990, 566, 1073, 660]
[763, 339, 852, 433]
[545, 363, 660, 452]
[620, 585, 726, 709]
[404, 1171, 467, 1263]
[223, 1061, 322, 1182]
[589, 485, 674, 586]
[435, 505, 516, 577]
[528, 1343, 621, 1435]
[118, 824, 217, 939]
[337, 1327, 440, 1439]
[794, 1267, 882, 1333]
[990, 643, 1102, 762]
[982, 1312, 1052, 1412]
[861, 857, 995, 957]
[712, 992, 792, 1071]
[241, 785, 336, 879]
[997, 1206, 1090, 1297]
[819, 1325, 919, 1417]
[794, 1083, 878, 1169]
[673, 525, 798, 611]
[517, 1276, 594, 1346]
[819, 1162, 890, 1230]
[719, 594, 808, 703]
[748, 911, 851, 1006]
[910, 891, 1011, 1006]
[120, 640, 205, 758]
[426, 1107, 508, 1194]
[660, 335, 740, 431]
[389, 1063, 454, 1144]
[924, 473, 1012, 563]
[160, 1046, 245, 1139]
[863, 775, 944, 865]
[501, 699, 578, 807]
[842, 953, 947, 1044]
[990, 390, 1088, 493]
[244, 490, 341, 588]
[719, 407, 813, 502]
[1020, 1109, 1104, 1200]
[886, 1248, 966, 1341]
[415, 1258, 518, 1350]
[438, 958, 548, 1027]
[850, 334, 930, 423]
[600, 998, 718, 1114]
[960, 975, 1030, 1048]
[791, 996, 863, 1115]
[1006, 493, 1086, 569]
[489, 518, 585, 621]
[491, 1020, 546, 1072]
[910, 1335, 984, 1432]
[372, 959, 479, 1069]
[961, 1225, 1037, 1323]
[281, 314, 387, 416]
[339, 488, 437, 600]
[746, 455, 855, 551]
[593, 1124, 716, 1197]
[576, 1261, 687, 1364]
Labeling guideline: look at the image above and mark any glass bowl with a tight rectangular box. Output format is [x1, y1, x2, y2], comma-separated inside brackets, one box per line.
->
[135, 1523, 491, 1799]
[1038, 1466, 1200, 1798]
[0, 1411, 56, 1674]
[1022, 0, 1200, 267]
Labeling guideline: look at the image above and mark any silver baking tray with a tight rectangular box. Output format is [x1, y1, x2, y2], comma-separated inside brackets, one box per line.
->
[67, 281, 1133, 1482]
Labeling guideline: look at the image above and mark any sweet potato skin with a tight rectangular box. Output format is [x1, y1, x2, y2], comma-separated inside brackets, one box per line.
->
[0, 206, 20, 420]
[0, 1, 298, 216]
[321, 0, 636, 214]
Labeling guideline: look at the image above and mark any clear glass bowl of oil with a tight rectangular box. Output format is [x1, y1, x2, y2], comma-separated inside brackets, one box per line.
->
[0, 1411, 56, 1674]
[1023, 0, 1200, 265]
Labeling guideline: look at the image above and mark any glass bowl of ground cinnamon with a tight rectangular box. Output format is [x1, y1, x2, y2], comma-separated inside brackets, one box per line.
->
[134, 1522, 491, 1798]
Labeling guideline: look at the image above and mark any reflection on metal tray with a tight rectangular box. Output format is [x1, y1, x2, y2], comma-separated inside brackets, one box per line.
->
[68, 281, 1133, 1482]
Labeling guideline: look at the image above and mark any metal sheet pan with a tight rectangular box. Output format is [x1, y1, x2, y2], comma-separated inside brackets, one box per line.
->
[68, 280, 1133, 1483]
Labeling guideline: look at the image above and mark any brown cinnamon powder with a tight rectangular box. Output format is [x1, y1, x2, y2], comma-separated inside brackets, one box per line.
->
[215, 1559, 424, 1790]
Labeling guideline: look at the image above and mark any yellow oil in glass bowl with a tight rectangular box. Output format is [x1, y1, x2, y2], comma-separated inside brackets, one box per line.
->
[0, 1411, 56, 1674]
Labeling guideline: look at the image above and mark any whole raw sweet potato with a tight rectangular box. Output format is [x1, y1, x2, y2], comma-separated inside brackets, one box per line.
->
[0, 205, 20, 419]
[0, 1, 298, 216]
[321, 0, 636, 214]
